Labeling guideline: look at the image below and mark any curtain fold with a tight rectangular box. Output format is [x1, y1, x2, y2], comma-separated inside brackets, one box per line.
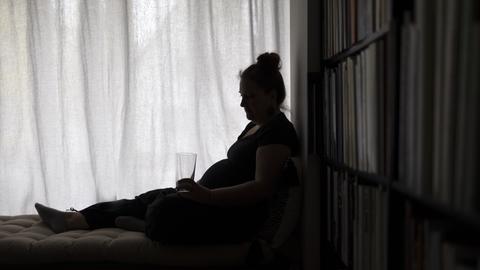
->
[0, 0, 290, 215]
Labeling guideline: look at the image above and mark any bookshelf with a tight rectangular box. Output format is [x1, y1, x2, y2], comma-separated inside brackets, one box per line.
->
[312, 0, 480, 269]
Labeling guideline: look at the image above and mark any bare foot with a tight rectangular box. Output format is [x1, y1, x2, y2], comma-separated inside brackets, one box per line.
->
[35, 203, 90, 232]
[65, 211, 89, 230]
[35, 203, 68, 233]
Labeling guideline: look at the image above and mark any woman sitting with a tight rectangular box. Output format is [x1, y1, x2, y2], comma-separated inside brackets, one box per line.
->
[35, 52, 299, 245]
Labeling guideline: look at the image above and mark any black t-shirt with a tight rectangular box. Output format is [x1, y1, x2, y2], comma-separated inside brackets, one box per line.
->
[198, 112, 299, 189]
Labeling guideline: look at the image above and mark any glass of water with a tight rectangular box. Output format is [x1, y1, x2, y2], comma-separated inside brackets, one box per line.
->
[175, 152, 197, 191]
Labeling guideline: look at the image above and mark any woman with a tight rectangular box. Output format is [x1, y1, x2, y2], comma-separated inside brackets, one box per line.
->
[35, 52, 299, 244]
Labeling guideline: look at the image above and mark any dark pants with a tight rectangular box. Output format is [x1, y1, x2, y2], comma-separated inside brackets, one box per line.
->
[79, 188, 267, 245]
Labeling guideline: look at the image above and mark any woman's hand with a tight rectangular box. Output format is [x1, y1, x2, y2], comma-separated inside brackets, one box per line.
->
[176, 178, 212, 204]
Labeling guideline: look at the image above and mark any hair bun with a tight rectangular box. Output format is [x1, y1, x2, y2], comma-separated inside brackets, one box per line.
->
[256, 52, 281, 72]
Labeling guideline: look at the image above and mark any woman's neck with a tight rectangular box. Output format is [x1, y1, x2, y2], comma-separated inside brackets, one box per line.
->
[254, 110, 281, 126]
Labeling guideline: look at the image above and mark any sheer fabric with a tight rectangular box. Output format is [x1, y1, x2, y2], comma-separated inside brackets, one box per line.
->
[0, 0, 290, 215]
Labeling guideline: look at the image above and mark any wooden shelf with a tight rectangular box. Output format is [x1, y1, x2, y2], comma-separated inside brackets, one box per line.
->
[391, 182, 480, 234]
[323, 25, 390, 68]
[323, 159, 480, 235]
[322, 158, 390, 187]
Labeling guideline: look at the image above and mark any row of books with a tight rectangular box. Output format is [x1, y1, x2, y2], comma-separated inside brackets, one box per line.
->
[326, 167, 387, 270]
[397, 0, 480, 211]
[404, 203, 480, 270]
[323, 0, 392, 58]
[322, 41, 395, 175]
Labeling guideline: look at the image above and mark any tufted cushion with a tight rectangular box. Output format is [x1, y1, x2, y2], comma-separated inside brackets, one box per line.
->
[0, 215, 253, 266]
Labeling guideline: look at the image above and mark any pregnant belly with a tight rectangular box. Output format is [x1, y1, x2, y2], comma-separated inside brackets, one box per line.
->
[197, 159, 250, 189]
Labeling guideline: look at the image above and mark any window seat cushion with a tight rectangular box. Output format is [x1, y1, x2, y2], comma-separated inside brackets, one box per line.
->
[0, 215, 260, 267]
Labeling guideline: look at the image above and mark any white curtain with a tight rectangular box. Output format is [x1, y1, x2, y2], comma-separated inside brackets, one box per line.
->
[0, 0, 290, 215]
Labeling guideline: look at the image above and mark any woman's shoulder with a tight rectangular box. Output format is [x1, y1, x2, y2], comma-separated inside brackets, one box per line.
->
[258, 112, 300, 154]
[263, 112, 297, 133]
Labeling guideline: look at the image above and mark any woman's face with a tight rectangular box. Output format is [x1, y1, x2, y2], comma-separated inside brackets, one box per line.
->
[239, 79, 277, 124]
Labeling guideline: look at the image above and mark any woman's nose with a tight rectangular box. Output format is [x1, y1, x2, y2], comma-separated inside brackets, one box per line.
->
[240, 98, 246, 107]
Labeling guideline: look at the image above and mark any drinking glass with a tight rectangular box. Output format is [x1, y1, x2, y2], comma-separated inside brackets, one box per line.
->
[175, 152, 197, 191]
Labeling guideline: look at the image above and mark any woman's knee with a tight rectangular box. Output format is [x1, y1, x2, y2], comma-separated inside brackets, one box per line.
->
[144, 195, 187, 243]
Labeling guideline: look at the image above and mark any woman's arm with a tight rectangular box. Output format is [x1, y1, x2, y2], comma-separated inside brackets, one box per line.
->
[177, 144, 291, 206]
[211, 144, 291, 206]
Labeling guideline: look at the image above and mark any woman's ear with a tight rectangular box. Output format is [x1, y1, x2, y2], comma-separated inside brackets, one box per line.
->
[268, 89, 277, 101]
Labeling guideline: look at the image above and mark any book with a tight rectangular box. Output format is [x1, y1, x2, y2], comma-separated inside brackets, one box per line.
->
[453, 0, 473, 209]
[432, 0, 446, 203]
[365, 44, 378, 174]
